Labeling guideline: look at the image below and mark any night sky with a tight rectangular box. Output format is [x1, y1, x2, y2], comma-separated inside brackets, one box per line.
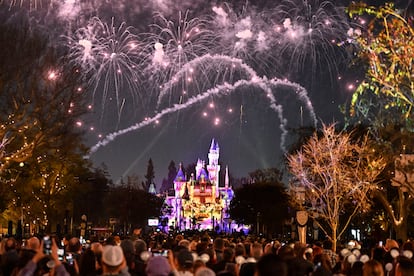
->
[2, 0, 407, 186]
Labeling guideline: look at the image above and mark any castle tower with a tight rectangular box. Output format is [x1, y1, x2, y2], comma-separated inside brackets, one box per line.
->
[174, 163, 186, 190]
[207, 138, 220, 197]
[173, 163, 186, 229]
[208, 138, 219, 166]
[195, 159, 205, 180]
[164, 138, 235, 232]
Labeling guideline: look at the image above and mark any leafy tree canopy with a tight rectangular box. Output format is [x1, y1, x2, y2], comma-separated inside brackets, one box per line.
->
[106, 177, 164, 229]
[346, 3, 414, 130]
[229, 169, 290, 235]
[0, 17, 90, 230]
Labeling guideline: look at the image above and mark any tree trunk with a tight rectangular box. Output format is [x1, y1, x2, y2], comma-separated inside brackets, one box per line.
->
[394, 220, 408, 242]
[332, 225, 337, 252]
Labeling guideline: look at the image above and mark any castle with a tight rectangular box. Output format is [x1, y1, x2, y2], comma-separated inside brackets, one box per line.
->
[163, 139, 235, 232]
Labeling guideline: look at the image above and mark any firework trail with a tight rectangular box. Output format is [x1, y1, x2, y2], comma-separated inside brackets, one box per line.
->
[88, 77, 316, 156]
[156, 54, 261, 108]
[3, 0, 355, 103]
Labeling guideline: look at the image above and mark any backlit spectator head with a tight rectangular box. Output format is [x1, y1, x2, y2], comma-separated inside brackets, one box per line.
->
[145, 256, 171, 276]
[101, 245, 125, 274]
[363, 259, 384, 276]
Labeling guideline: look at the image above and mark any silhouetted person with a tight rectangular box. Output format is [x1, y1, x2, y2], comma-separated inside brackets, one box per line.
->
[395, 256, 414, 276]
[255, 253, 288, 276]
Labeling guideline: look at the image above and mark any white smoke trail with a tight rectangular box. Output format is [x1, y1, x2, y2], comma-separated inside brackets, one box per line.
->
[87, 77, 316, 157]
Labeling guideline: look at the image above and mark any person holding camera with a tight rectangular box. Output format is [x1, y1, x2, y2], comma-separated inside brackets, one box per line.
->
[17, 236, 70, 276]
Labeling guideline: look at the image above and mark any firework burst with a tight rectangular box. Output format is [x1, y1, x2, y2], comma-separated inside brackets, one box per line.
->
[272, 0, 355, 78]
[141, 11, 217, 102]
[211, 3, 276, 71]
[65, 17, 144, 119]
[0, 0, 49, 11]
[0, 0, 359, 154]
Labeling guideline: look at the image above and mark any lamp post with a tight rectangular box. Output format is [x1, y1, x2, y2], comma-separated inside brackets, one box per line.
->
[80, 214, 87, 239]
[211, 208, 214, 231]
[294, 186, 308, 244]
[256, 212, 261, 234]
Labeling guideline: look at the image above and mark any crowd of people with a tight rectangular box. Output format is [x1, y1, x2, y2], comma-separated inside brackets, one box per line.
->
[1, 230, 414, 276]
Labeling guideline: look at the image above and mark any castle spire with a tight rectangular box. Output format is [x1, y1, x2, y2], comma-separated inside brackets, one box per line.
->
[210, 138, 216, 150]
[207, 138, 220, 197]
[174, 162, 186, 182]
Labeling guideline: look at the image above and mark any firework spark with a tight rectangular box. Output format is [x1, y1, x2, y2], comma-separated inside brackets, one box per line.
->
[65, 17, 144, 119]
[271, 0, 355, 78]
[0, 0, 49, 11]
[0, 0, 358, 158]
[140, 11, 217, 101]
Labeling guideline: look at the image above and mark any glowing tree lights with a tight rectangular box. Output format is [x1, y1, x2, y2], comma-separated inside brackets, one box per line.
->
[288, 123, 386, 251]
[0, 22, 90, 230]
[341, 3, 414, 242]
[0, 131, 35, 213]
[374, 148, 414, 241]
[347, 3, 414, 128]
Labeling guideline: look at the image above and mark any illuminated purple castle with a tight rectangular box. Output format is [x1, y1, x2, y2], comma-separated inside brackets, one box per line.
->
[164, 139, 235, 232]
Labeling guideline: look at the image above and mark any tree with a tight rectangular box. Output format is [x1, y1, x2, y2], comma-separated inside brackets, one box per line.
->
[347, 3, 414, 129]
[0, 132, 35, 213]
[366, 126, 414, 241]
[185, 163, 196, 178]
[228, 169, 290, 236]
[248, 168, 283, 183]
[0, 18, 90, 232]
[160, 160, 177, 193]
[344, 3, 414, 241]
[72, 167, 112, 227]
[143, 158, 155, 191]
[287, 123, 386, 250]
[105, 176, 164, 233]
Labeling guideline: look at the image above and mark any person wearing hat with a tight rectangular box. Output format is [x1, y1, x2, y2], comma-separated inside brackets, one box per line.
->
[100, 245, 129, 276]
[168, 248, 194, 276]
[146, 256, 171, 276]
